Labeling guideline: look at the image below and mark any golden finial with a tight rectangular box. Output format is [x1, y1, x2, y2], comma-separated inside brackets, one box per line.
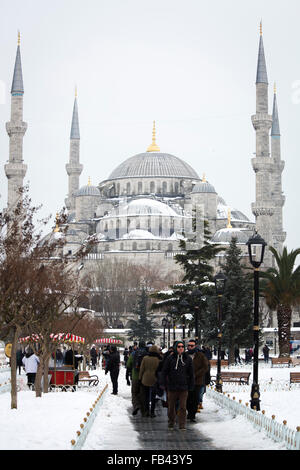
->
[75, 85, 77, 98]
[260, 20, 262, 36]
[88, 177, 91, 186]
[17, 30, 20, 46]
[147, 121, 160, 152]
[274, 82, 276, 94]
[202, 173, 206, 183]
[54, 213, 60, 233]
[227, 208, 232, 229]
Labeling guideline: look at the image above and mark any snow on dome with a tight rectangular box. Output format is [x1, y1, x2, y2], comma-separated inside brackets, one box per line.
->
[106, 198, 180, 217]
[123, 229, 156, 239]
[210, 227, 249, 244]
[217, 202, 250, 223]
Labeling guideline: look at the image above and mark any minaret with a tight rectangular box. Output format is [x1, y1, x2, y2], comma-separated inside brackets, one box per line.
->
[251, 23, 274, 265]
[5, 32, 28, 209]
[65, 88, 83, 212]
[270, 84, 286, 252]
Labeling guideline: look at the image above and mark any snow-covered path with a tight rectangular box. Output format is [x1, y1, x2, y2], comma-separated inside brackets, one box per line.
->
[0, 363, 295, 450]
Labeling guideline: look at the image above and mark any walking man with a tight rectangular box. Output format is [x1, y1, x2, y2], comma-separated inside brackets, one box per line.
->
[186, 340, 209, 422]
[160, 341, 194, 431]
[105, 345, 120, 395]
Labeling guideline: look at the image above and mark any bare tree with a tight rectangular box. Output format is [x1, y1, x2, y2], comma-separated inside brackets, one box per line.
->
[85, 259, 181, 326]
[0, 187, 96, 406]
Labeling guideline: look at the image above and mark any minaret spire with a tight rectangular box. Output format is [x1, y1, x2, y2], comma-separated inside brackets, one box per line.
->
[256, 22, 268, 88]
[271, 83, 280, 137]
[271, 85, 286, 253]
[5, 32, 27, 209]
[65, 89, 83, 212]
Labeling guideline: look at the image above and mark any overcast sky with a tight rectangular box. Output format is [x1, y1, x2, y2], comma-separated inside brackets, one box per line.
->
[0, 0, 299, 252]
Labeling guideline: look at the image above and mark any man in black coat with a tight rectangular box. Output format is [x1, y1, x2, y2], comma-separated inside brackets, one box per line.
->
[161, 340, 194, 430]
[105, 345, 120, 395]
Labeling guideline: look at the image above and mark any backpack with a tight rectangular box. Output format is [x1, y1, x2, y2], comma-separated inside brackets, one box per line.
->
[133, 348, 146, 370]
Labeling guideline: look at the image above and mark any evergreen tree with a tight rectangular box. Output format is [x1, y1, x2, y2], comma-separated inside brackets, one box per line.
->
[205, 237, 253, 362]
[127, 288, 158, 343]
[175, 219, 223, 285]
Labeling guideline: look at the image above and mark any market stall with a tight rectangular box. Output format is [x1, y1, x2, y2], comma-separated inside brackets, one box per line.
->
[19, 333, 85, 390]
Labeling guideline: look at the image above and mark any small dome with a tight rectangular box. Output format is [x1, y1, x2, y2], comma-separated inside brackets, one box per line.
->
[210, 228, 249, 245]
[192, 180, 216, 194]
[75, 184, 100, 197]
[217, 203, 250, 222]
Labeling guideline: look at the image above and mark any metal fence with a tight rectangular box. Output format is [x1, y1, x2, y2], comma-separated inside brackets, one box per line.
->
[206, 386, 300, 450]
[70, 384, 108, 450]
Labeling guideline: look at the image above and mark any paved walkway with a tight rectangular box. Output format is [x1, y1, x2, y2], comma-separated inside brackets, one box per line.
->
[129, 401, 218, 450]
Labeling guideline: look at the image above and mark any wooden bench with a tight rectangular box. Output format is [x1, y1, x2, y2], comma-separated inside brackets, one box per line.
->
[211, 371, 251, 385]
[210, 359, 229, 368]
[271, 357, 291, 368]
[290, 372, 300, 384]
[78, 371, 99, 387]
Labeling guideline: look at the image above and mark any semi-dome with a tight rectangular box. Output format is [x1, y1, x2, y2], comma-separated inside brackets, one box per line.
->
[107, 152, 199, 180]
[105, 198, 181, 217]
[210, 227, 249, 244]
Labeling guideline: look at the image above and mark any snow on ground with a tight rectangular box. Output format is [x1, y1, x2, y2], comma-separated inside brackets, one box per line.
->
[0, 361, 299, 450]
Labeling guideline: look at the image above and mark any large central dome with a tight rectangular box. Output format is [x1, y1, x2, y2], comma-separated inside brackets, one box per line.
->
[108, 152, 200, 180]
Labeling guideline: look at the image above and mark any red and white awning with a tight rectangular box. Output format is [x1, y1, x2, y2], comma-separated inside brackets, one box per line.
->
[95, 338, 123, 345]
[19, 333, 85, 344]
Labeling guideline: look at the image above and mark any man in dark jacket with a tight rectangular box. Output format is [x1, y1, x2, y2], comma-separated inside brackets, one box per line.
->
[186, 340, 209, 422]
[161, 340, 194, 430]
[105, 345, 120, 395]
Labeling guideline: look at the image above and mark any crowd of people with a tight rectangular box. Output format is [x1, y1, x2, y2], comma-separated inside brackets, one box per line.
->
[124, 339, 211, 431]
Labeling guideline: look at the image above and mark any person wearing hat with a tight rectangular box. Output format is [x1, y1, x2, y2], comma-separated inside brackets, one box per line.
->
[160, 341, 194, 430]
[139, 345, 162, 417]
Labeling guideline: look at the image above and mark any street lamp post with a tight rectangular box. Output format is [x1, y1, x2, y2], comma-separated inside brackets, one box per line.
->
[247, 231, 267, 411]
[214, 272, 227, 393]
[170, 307, 178, 342]
[191, 289, 202, 343]
[166, 314, 172, 348]
[162, 317, 168, 348]
[179, 299, 189, 341]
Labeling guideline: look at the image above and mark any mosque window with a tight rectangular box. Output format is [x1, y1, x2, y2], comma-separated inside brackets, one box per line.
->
[117, 183, 120, 195]
[138, 181, 143, 193]
[126, 182, 131, 195]
[174, 182, 179, 194]
[132, 242, 137, 251]
[105, 244, 109, 251]
[162, 181, 167, 194]
[150, 181, 155, 193]
[104, 223, 108, 233]
[146, 242, 150, 250]
[167, 243, 173, 251]
[120, 242, 124, 251]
